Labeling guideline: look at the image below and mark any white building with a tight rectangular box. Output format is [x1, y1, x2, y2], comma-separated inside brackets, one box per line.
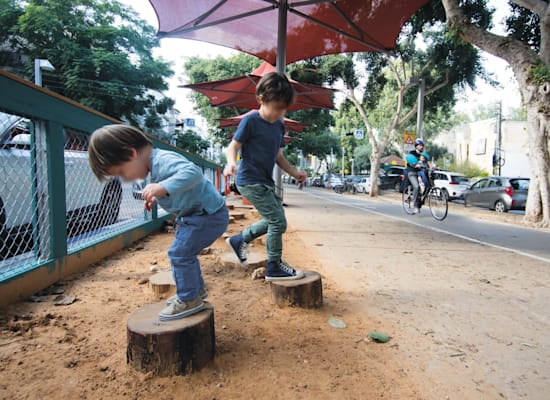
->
[434, 119, 530, 177]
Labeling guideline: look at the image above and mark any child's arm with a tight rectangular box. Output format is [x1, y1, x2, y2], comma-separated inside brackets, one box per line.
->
[224, 140, 242, 177]
[276, 149, 306, 182]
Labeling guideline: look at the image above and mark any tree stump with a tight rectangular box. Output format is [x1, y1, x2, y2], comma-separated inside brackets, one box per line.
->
[270, 271, 323, 308]
[229, 211, 246, 220]
[149, 270, 175, 296]
[127, 302, 215, 376]
[218, 251, 267, 270]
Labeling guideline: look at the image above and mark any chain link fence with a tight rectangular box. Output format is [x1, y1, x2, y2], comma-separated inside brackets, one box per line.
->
[0, 111, 167, 280]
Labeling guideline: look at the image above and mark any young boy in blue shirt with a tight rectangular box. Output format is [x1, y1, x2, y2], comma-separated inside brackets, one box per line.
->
[224, 72, 306, 281]
[88, 125, 229, 321]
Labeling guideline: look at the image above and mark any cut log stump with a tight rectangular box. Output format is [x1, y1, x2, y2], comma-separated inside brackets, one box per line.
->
[149, 270, 175, 295]
[229, 211, 245, 220]
[270, 271, 323, 309]
[127, 302, 215, 376]
[218, 251, 267, 270]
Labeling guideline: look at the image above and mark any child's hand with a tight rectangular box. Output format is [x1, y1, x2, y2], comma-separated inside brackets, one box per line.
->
[142, 183, 167, 211]
[224, 163, 237, 177]
[295, 171, 307, 182]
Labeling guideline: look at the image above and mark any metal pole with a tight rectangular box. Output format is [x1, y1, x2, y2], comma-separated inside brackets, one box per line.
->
[416, 78, 425, 139]
[496, 101, 502, 176]
[273, 0, 288, 200]
[341, 146, 345, 178]
[34, 59, 42, 86]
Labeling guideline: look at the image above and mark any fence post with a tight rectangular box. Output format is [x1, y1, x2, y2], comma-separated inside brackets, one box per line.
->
[45, 121, 68, 260]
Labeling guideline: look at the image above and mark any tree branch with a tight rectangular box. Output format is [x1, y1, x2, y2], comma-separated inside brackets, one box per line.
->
[511, 0, 548, 17]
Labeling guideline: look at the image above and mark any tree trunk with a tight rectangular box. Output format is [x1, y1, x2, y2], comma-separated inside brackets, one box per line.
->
[442, 0, 550, 227]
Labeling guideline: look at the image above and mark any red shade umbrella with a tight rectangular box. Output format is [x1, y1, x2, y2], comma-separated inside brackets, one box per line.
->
[181, 61, 335, 112]
[149, 0, 430, 66]
[218, 110, 310, 133]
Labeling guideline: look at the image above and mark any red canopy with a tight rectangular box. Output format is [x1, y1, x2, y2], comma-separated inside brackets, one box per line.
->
[182, 61, 335, 112]
[218, 110, 310, 133]
[149, 0, 430, 65]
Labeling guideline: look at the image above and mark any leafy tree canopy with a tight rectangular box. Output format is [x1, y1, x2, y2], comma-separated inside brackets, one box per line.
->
[0, 0, 174, 133]
[175, 129, 210, 155]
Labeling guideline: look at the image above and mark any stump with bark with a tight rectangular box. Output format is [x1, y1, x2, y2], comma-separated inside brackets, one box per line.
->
[127, 302, 215, 376]
[269, 271, 323, 308]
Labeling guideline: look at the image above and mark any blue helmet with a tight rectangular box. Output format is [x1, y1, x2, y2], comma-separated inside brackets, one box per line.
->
[414, 138, 424, 146]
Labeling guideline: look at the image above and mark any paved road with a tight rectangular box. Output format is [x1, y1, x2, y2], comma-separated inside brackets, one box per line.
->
[303, 186, 550, 263]
[282, 185, 549, 400]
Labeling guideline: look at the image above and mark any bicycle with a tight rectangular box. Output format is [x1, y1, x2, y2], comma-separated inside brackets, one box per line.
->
[402, 169, 448, 221]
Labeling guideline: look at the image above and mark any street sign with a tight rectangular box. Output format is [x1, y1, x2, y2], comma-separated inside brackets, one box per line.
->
[403, 131, 415, 153]
[354, 129, 364, 139]
[185, 118, 195, 127]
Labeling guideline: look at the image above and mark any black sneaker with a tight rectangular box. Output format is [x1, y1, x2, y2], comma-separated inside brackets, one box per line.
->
[265, 260, 305, 281]
[225, 233, 248, 265]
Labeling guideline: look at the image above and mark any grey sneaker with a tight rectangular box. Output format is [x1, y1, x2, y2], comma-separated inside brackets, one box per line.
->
[166, 287, 208, 305]
[159, 296, 204, 321]
[265, 260, 305, 281]
[225, 233, 248, 265]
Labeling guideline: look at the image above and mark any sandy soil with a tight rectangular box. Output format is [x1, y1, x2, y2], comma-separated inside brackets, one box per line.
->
[0, 189, 547, 400]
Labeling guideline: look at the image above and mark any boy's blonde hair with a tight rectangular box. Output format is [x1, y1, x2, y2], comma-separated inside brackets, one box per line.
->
[88, 124, 152, 181]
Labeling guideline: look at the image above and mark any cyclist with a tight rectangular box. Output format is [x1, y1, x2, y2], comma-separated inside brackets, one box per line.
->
[405, 138, 431, 213]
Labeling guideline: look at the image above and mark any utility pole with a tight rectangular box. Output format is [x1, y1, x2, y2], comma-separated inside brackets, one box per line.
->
[495, 101, 502, 176]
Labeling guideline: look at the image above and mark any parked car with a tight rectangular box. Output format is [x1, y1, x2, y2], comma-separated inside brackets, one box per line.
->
[463, 176, 529, 212]
[325, 174, 343, 190]
[431, 170, 470, 200]
[378, 166, 406, 191]
[0, 111, 122, 259]
[311, 176, 323, 187]
[353, 176, 372, 193]
[132, 179, 147, 200]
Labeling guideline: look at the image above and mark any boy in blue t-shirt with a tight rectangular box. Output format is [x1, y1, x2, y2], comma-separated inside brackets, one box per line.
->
[224, 72, 306, 281]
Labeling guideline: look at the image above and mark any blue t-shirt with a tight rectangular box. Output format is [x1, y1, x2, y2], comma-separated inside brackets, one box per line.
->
[233, 111, 285, 186]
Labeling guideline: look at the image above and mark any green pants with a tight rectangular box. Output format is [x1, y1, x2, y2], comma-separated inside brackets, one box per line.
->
[237, 184, 287, 262]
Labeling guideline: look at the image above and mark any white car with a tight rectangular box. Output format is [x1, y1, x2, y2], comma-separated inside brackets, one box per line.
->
[0, 111, 122, 259]
[431, 170, 470, 200]
[353, 176, 372, 193]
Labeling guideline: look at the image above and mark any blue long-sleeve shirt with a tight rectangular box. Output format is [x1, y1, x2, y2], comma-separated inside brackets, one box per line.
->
[150, 148, 224, 217]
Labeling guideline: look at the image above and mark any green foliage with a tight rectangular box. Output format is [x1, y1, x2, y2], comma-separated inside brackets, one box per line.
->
[0, 0, 174, 132]
[175, 129, 210, 155]
[353, 144, 372, 172]
[293, 130, 341, 161]
[446, 160, 489, 178]
[506, 2, 540, 52]
[527, 62, 550, 86]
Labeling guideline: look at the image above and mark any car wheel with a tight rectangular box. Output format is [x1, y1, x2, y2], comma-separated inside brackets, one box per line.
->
[441, 188, 450, 199]
[494, 200, 507, 213]
[99, 179, 123, 226]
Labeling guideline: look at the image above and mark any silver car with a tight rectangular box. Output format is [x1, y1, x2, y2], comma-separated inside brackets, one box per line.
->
[463, 176, 529, 212]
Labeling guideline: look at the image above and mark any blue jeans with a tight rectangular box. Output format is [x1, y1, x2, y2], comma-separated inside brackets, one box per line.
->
[168, 206, 229, 301]
[237, 184, 287, 262]
[407, 171, 421, 208]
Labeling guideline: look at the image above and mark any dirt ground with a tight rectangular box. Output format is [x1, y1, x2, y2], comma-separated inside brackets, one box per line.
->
[0, 189, 547, 400]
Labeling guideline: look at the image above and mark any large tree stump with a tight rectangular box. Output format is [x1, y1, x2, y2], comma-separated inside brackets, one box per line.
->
[127, 302, 215, 376]
[270, 271, 323, 308]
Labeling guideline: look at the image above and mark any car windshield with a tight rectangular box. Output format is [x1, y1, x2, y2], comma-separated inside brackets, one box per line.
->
[510, 178, 530, 190]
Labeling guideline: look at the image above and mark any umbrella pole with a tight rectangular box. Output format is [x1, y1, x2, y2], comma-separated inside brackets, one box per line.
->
[274, 0, 288, 201]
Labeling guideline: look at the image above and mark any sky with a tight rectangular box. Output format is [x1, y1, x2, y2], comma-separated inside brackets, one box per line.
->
[121, 0, 522, 125]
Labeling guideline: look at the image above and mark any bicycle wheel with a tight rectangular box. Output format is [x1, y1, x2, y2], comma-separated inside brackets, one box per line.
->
[402, 185, 416, 215]
[428, 187, 448, 221]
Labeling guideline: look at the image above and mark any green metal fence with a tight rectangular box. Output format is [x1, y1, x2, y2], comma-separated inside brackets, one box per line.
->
[0, 70, 221, 304]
